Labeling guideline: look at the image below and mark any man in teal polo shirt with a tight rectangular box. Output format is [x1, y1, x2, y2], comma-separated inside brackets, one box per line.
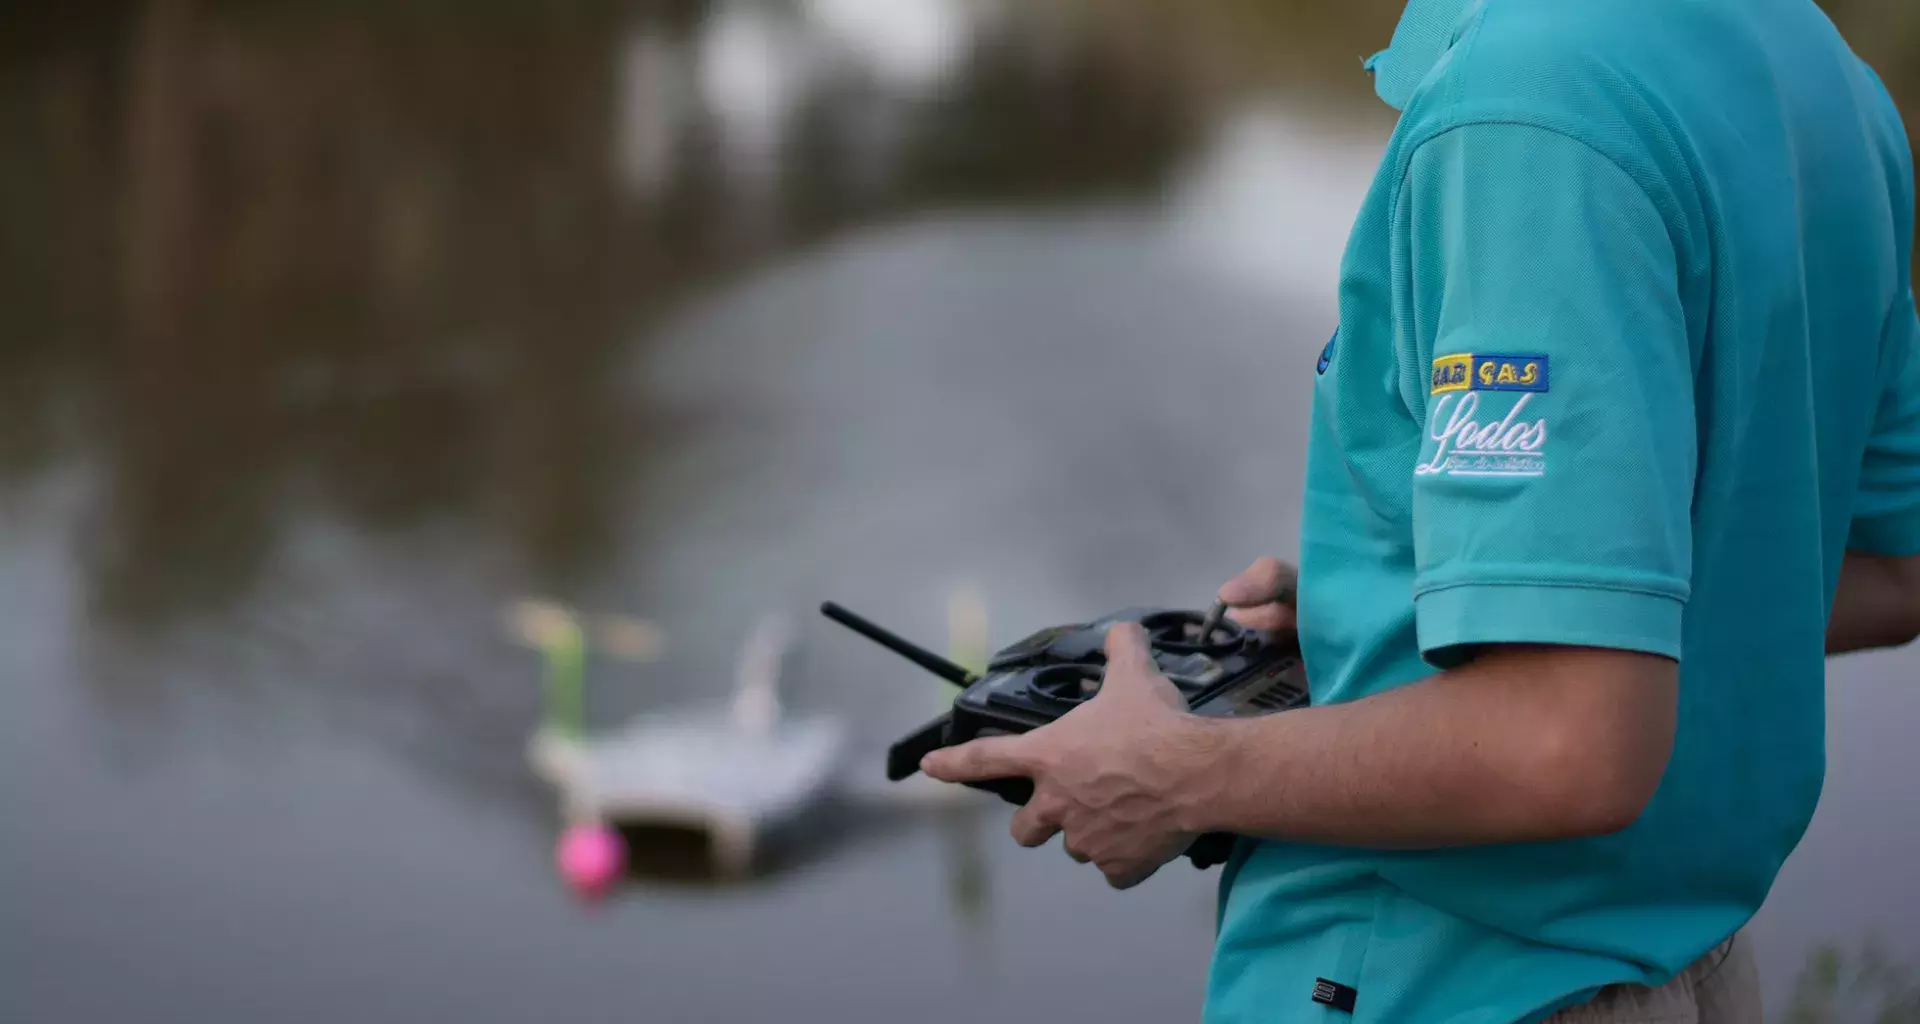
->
[920, 0, 1920, 1020]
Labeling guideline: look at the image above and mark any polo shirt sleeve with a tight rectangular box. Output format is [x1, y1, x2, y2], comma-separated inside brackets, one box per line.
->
[1396, 123, 1695, 667]
[1850, 288, 1920, 556]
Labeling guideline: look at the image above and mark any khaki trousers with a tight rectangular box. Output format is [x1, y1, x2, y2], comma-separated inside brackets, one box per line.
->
[1545, 931, 1762, 1023]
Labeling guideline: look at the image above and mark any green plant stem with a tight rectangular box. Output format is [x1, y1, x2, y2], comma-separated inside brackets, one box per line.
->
[544, 619, 587, 737]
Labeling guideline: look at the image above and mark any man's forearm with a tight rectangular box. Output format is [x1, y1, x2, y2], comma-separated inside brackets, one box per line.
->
[1827, 551, 1920, 655]
[1170, 647, 1677, 850]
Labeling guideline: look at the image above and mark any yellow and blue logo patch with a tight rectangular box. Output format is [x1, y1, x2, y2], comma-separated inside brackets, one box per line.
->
[1430, 353, 1549, 394]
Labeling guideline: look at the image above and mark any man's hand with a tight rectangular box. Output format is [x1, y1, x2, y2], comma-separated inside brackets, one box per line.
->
[1219, 556, 1298, 633]
[919, 623, 1207, 889]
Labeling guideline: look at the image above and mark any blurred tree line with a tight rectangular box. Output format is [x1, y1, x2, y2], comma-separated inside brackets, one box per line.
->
[0, 0, 1914, 671]
[0, 0, 1220, 630]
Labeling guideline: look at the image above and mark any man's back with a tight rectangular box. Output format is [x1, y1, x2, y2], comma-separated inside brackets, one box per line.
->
[1206, 1, 1920, 1021]
[1628, 0, 1916, 641]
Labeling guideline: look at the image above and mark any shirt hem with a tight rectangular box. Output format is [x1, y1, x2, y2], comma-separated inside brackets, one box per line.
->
[1413, 579, 1686, 663]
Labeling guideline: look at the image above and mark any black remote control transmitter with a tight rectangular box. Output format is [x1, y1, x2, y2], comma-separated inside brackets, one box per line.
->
[819, 600, 1310, 869]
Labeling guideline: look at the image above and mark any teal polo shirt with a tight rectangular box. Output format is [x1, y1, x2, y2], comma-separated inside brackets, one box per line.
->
[1206, 1, 1920, 1022]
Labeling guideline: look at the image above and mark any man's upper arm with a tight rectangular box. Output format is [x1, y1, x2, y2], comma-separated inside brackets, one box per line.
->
[1394, 123, 1694, 668]
[1850, 288, 1920, 557]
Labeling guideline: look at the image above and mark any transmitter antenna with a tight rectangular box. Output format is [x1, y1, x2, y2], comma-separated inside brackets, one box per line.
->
[819, 601, 978, 686]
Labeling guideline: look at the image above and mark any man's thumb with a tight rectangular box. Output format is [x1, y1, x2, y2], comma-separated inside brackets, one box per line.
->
[1100, 621, 1185, 709]
[1103, 621, 1155, 674]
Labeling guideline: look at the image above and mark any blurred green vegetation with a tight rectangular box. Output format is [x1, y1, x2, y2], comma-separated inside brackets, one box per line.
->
[1785, 935, 1920, 1024]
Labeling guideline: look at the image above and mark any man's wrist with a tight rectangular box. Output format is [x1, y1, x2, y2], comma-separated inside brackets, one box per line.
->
[1160, 714, 1246, 836]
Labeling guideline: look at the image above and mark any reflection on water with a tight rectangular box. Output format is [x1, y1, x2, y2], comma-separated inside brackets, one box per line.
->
[4, 0, 1222, 769]
[2, 1, 1916, 1022]
[7, 0, 1212, 610]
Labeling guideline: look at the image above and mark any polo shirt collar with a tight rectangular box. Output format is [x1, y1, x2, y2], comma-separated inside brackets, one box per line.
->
[1364, 0, 1481, 110]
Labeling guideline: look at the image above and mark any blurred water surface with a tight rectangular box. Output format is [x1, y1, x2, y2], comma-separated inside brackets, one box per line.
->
[2, 1, 1916, 1021]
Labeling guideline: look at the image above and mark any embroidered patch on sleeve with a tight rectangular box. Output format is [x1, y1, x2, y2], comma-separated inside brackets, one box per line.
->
[1430, 354, 1473, 393]
[1419, 354, 1551, 479]
[1430, 353, 1549, 394]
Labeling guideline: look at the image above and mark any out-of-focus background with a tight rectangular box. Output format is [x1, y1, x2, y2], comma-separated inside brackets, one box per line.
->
[2, 1, 1916, 1021]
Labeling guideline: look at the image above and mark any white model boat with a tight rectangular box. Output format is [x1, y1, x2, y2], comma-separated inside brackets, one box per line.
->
[524, 612, 850, 879]
[514, 587, 998, 885]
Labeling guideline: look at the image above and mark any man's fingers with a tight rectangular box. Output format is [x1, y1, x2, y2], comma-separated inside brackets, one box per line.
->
[921, 734, 1039, 783]
[1102, 861, 1162, 890]
[1226, 602, 1297, 633]
[1218, 556, 1297, 608]
[1011, 800, 1063, 848]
